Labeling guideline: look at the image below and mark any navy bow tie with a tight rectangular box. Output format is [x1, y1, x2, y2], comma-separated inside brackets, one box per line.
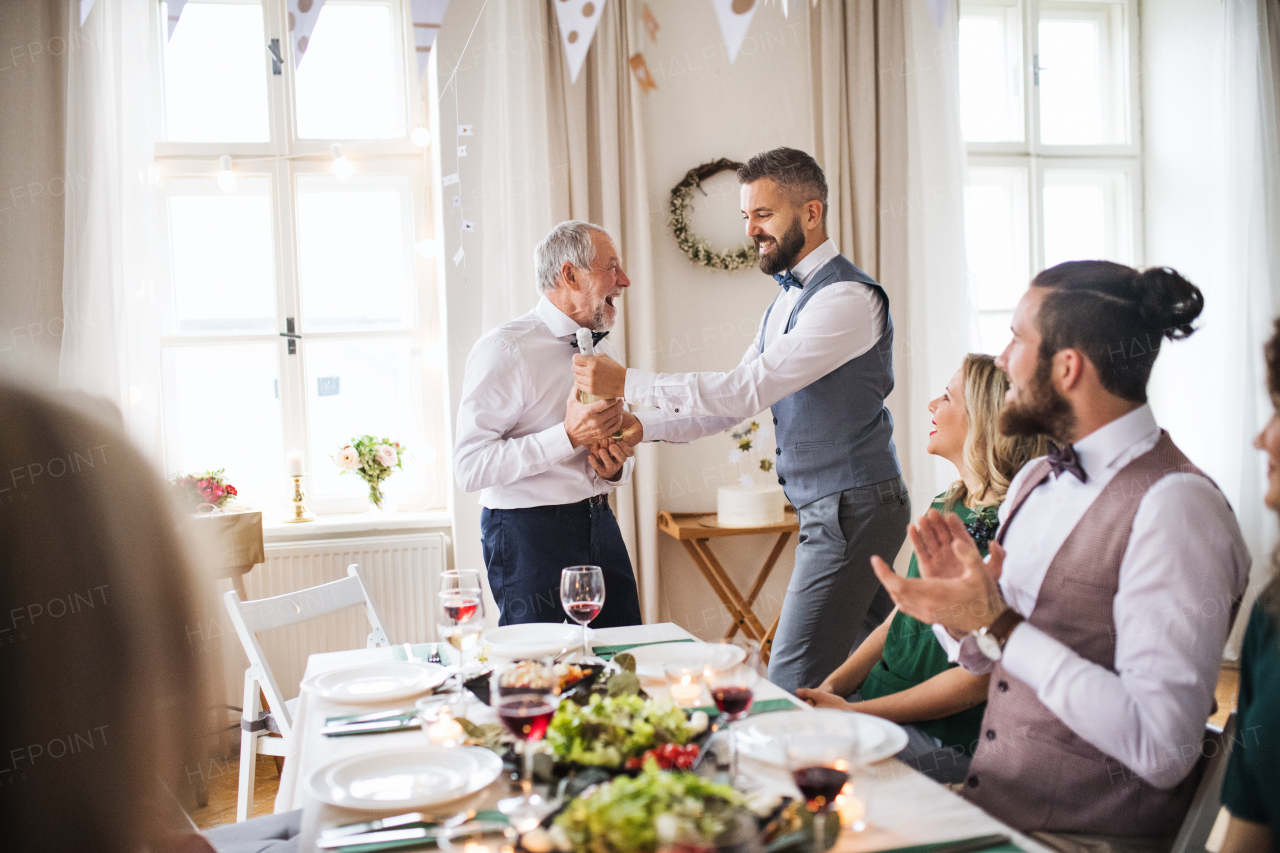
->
[1047, 442, 1087, 483]
[569, 331, 609, 348]
[773, 270, 801, 292]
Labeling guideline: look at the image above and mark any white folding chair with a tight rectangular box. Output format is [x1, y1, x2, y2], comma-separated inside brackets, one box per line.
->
[1170, 713, 1238, 853]
[223, 564, 391, 822]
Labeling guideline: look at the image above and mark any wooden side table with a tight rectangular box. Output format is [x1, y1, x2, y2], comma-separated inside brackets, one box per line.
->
[657, 509, 799, 665]
[191, 510, 265, 600]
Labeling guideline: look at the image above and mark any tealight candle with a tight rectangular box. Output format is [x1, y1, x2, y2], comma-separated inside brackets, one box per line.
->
[440, 825, 518, 853]
[426, 707, 464, 746]
[834, 780, 866, 831]
[663, 663, 705, 707]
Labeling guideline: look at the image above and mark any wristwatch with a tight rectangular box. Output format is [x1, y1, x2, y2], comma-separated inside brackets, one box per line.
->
[973, 608, 1025, 662]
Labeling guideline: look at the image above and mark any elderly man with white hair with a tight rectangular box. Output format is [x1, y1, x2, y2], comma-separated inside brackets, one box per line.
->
[455, 221, 734, 626]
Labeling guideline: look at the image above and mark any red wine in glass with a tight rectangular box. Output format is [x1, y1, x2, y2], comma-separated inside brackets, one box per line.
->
[792, 766, 849, 810]
[497, 699, 557, 742]
[565, 600, 601, 624]
[712, 686, 754, 718]
[444, 596, 479, 623]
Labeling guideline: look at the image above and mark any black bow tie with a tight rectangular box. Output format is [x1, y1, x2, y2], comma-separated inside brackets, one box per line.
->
[1047, 442, 1087, 483]
[569, 331, 609, 348]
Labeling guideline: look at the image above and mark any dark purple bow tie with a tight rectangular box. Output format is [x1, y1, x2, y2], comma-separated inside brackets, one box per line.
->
[1047, 442, 1087, 483]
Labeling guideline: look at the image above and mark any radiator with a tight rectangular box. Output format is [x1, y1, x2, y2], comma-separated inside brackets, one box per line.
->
[224, 532, 449, 704]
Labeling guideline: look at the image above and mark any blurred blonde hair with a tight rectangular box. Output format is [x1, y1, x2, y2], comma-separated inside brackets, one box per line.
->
[944, 354, 1050, 512]
[0, 380, 209, 853]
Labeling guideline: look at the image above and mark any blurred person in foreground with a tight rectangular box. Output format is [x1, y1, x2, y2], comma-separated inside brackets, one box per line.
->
[1216, 320, 1280, 853]
[873, 261, 1249, 851]
[0, 380, 295, 852]
[797, 354, 1047, 783]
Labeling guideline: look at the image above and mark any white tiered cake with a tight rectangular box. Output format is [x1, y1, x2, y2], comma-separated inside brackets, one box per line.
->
[716, 485, 785, 527]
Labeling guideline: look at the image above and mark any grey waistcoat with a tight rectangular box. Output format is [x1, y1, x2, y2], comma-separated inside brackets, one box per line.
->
[761, 253, 901, 508]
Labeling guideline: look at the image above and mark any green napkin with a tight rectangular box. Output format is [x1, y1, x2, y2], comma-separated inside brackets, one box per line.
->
[333, 812, 510, 853]
[592, 638, 696, 659]
[691, 697, 796, 718]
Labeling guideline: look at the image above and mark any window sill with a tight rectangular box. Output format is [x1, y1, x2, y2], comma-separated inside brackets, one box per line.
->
[262, 508, 452, 545]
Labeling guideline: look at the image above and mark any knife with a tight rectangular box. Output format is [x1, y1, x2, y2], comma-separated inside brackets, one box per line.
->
[320, 813, 427, 840]
[320, 718, 421, 737]
[319, 821, 509, 850]
[330, 708, 418, 726]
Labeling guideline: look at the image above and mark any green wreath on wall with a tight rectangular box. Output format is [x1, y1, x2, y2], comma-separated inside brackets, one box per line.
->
[668, 158, 758, 273]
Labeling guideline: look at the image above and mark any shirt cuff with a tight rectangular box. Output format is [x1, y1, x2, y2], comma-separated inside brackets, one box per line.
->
[634, 410, 666, 442]
[623, 368, 652, 405]
[999, 622, 1071, 693]
[537, 422, 577, 462]
[932, 623, 963, 662]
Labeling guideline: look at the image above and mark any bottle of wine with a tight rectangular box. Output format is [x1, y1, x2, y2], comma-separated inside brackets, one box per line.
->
[576, 328, 605, 405]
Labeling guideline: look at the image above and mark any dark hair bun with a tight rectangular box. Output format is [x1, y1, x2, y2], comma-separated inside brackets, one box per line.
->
[1136, 266, 1203, 340]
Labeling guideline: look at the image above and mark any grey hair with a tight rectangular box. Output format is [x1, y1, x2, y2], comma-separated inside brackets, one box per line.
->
[534, 220, 607, 294]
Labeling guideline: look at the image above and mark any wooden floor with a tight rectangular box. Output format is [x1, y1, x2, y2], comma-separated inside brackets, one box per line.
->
[184, 666, 1242, 833]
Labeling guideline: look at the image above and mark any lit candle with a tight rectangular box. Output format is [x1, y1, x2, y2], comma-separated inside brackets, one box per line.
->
[285, 449, 305, 476]
[426, 708, 464, 746]
[670, 675, 701, 705]
[834, 780, 866, 831]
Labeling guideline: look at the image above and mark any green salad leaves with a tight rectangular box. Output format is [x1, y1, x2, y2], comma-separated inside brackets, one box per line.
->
[546, 694, 696, 768]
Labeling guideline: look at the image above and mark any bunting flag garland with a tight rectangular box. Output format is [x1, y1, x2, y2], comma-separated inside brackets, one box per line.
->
[711, 0, 759, 63]
[442, 173, 460, 186]
[165, 0, 188, 39]
[629, 53, 658, 93]
[642, 4, 659, 41]
[553, 0, 607, 84]
[287, 0, 327, 67]
[410, 0, 451, 77]
[458, 125, 474, 136]
[453, 245, 465, 266]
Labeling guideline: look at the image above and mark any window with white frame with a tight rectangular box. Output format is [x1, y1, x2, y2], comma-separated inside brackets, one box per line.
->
[154, 0, 446, 513]
[959, 0, 1141, 355]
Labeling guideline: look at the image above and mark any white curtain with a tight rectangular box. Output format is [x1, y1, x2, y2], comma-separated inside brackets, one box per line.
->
[59, 0, 163, 455]
[809, 0, 975, 537]
[1223, 0, 1280, 619]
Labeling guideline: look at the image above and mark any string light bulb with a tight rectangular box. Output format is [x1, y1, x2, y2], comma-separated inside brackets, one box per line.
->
[411, 127, 431, 148]
[217, 155, 237, 193]
[331, 143, 353, 180]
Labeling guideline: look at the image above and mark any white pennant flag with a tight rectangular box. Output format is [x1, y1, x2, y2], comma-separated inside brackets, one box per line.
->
[288, 0, 328, 68]
[165, 0, 189, 39]
[79, 0, 95, 26]
[711, 0, 758, 63]
[410, 0, 451, 77]
[554, 0, 607, 84]
[452, 245, 465, 266]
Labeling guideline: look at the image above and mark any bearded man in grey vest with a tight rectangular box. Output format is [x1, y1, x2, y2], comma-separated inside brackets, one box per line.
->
[874, 261, 1250, 848]
[574, 147, 910, 693]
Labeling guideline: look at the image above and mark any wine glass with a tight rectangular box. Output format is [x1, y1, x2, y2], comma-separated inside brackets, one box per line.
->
[703, 638, 761, 788]
[491, 660, 560, 831]
[784, 717, 861, 852]
[439, 569, 483, 593]
[437, 585, 485, 694]
[560, 566, 605, 663]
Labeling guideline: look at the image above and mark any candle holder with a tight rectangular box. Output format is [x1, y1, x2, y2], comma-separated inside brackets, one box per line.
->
[664, 662, 706, 707]
[284, 474, 315, 523]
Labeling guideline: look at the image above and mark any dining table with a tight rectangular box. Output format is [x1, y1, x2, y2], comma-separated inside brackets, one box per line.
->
[276, 622, 1053, 853]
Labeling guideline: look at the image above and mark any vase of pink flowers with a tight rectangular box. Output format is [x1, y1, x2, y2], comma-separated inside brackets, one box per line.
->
[334, 435, 405, 512]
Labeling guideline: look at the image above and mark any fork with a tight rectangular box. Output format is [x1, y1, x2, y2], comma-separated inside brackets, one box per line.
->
[427, 643, 442, 664]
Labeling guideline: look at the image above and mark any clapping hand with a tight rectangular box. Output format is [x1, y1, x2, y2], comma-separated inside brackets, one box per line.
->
[870, 511, 1008, 637]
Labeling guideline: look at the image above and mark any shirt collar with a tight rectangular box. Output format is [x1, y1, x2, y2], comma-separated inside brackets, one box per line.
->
[535, 295, 583, 338]
[1071, 403, 1160, 477]
[788, 239, 839, 287]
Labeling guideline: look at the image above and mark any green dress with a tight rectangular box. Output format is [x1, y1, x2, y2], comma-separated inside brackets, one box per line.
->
[1220, 596, 1280, 848]
[858, 494, 991, 755]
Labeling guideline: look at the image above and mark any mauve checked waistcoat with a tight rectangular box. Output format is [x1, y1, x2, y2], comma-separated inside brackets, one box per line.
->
[962, 430, 1210, 835]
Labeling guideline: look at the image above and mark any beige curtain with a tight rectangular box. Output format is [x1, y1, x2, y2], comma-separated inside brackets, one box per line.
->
[809, 0, 975, 539]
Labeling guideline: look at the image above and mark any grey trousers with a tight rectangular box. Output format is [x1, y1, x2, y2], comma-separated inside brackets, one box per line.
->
[767, 476, 910, 694]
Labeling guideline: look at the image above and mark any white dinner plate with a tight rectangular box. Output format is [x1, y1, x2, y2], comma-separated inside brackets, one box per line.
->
[305, 746, 503, 810]
[627, 641, 744, 681]
[736, 709, 907, 766]
[481, 623, 593, 660]
[300, 662, 448, 705]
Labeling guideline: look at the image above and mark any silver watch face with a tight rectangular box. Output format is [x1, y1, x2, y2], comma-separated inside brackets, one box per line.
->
[976, 630, 1003, 662]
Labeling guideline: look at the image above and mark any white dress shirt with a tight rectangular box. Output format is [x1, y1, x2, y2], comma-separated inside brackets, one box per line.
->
[932, 405, 1250, 789]
[454, 297, 634, 509]
[622, 239, 886, 423]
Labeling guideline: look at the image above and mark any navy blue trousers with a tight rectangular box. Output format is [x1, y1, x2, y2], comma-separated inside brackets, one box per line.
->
[480, 500, 643, 628]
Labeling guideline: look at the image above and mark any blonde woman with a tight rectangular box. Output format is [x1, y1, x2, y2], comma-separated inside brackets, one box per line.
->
[796, 354, 1047, 781]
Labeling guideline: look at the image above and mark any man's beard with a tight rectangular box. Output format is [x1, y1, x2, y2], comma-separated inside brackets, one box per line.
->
[756, 214, 806, 275]
[590, 295, 616, 331]
[999, 354, 1076, 442]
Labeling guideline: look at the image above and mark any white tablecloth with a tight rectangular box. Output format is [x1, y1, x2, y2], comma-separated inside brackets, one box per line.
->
[277, 623, 1051, 853]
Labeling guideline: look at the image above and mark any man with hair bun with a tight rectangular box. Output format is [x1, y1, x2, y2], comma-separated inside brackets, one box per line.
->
[574, 147, 909, 693]
[874, 260, 1250, 848]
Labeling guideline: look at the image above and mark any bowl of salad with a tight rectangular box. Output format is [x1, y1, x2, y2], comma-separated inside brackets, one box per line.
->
[545, 693, 710, 772]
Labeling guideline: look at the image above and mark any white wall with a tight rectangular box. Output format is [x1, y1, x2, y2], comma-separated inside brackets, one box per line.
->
[634, 1, 812, 637]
